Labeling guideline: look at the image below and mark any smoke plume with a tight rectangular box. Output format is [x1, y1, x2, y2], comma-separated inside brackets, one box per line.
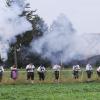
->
[0, 0, 32, 61]
[31, 14, 100, 64]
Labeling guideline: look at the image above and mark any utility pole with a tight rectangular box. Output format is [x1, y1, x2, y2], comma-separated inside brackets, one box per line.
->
[0, 54, 2, 64]
[14, 45, 17, 67]
[13, 43, 22, 68]
[60, 54, 64, 69]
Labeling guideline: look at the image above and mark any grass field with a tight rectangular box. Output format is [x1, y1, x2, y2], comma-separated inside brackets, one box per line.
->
[0, 69, 100, 100]
[0, 83, 100, 100]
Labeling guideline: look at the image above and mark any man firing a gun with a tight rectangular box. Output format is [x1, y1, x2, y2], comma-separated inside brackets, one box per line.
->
[72, 65, 81, 79]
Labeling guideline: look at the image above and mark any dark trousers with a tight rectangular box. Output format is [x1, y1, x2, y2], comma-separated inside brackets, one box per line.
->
[86, 71, 92, 78]
[73, 71, 79, 79]
[38, 72, 45, 81]
[97, 71, 100, 77]
[54, 71, 59, 80]
[27, 72, 34, 80]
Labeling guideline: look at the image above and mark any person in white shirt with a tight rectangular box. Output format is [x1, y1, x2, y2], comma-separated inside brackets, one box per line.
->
[0, 65, 4, 82]
[97, 66, 100, 77]
[26, 63, 35, 83]
[37, 65, 46, 81]
[52, 64, 61, 81]
[86, 64, 93, 80]
[72, 65, 80, 79]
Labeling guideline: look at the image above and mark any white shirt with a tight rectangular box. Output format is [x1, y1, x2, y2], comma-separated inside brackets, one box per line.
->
[73, 65, 80, 71]
[26, 64, 35, 72]
[86, 64, 93, 71]
[0, 66, 4, 72]
[37, 66, 46, 73]
[97, 66, 100, 72]
[53, 64, 61, 71]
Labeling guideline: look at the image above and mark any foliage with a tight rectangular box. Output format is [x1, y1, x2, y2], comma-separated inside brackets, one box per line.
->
[5, 0, 49, 67]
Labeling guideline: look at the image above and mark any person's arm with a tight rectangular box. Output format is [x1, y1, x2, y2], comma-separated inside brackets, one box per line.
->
[57, 65, 61, 71]
[78, 65, 80, 70]
[44, 67, 46, 71]
[37, 67, 40, 72]
[32, 65, 35, 69]
[52, 66, 54, 70]
[59, 65, 61, 69]
[2, 67, 4, 72]
[73, 66, 74, 70]
[26, 65, 29, 71]
[91, 66, 93, 71]
[98, 67, 100, 72]
[86, 65, 88, 71]
[11, 67, 13, 70]
[43, 67, 46, 72]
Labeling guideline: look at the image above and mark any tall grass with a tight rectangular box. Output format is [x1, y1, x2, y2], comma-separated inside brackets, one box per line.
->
[1, 69, 100, 84]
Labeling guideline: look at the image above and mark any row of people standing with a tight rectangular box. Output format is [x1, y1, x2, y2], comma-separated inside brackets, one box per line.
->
[73, 64, 100, 81]
[26, 63, 61, 83]
[73, 64, 93, 80]
[0, 63, 100, 83]
[0, 63, 61, 83]
[26, 63, 46, 83]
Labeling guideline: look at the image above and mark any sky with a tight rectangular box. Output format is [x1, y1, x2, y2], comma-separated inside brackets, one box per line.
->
[28, 0, 100, 34]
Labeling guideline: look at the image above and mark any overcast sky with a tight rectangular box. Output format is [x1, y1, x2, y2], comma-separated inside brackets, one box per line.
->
[28, 0, 100, 33]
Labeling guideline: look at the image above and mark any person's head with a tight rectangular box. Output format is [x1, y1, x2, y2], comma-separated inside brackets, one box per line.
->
[13, 64, 16, 68]
[40, 64, 44, 67]
[29, 62, 33, 65]
[87, 63, 90, 66]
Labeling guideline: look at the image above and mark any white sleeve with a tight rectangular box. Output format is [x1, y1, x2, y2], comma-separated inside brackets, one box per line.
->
[2, 67, 4, 72]
[59, 65, 61, 69]
[43, 67, 46, 72]
[32, 65, 35, 69]
[26, 65, 28, 70]
[11, 67, 13, 70]
[78, 65, 80, 69]
[98, 67, 100, 70]
[91, 66, 93, 70]
[86, 65, 88, 70]
[52, 66, 55, 70]
[73, 66, 75, 70]
[37, 67, 40, 72]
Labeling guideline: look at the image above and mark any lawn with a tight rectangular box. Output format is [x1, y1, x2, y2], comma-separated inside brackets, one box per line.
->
[0, 69, 100, 100]
[0, 83, 100, 100]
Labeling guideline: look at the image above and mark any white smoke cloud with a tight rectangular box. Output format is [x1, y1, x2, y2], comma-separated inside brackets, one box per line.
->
[0, 0, 32, 61]
[31, 14, 100, 64]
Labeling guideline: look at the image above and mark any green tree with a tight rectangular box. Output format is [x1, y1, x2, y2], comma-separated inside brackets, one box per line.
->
[6, 0, 50, 67]
[7, 16, 49, 68]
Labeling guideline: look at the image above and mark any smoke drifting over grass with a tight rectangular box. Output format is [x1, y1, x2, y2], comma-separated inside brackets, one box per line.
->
[31, 14, 100, 64]
[0, 0, 32, 61]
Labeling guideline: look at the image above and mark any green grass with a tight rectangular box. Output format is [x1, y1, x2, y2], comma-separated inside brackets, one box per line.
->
[0, 69, 100, 100]
[0, 83, 100, 100]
